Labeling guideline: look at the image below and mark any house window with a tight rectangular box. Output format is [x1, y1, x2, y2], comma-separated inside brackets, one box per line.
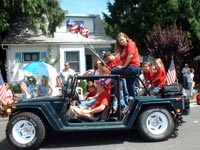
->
[65, 51, 80, 72]
[75, 21, 84, 25]
[23, 52, 40, 61]
[66, 20, 84, 32]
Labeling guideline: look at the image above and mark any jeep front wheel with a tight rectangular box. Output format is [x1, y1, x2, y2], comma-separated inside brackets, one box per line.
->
[6, 112, 46, 150]
[137, 107, 175, 141]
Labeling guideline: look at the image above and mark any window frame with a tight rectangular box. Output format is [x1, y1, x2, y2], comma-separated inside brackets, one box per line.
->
[23, 52, 40, 62]
[64, 51, 80, 73]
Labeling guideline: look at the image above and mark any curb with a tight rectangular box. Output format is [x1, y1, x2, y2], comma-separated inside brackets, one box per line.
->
[0, 117, 9, 122]
[190, 99, 197, 103]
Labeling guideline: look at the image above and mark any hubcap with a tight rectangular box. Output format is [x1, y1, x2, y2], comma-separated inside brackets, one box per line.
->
[12, 120, 36, 144]
[146, 112, 168, 135]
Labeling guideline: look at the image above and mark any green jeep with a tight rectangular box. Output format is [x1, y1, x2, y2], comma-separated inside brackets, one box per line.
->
[3, 75, 189, 150]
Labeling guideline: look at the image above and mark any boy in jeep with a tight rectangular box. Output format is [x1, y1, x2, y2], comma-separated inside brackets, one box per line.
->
[66, 78, 111, 121]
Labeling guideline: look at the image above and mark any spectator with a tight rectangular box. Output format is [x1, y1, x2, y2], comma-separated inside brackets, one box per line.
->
[181, 63, 190, 89]
[57, 62, 76, 88]
[1, 83, 14, 106]
[187, 68, 195, 98]
[37, 78, 53, 97]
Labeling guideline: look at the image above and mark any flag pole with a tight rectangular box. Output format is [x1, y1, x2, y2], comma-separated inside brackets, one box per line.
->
[86, 43, 111, 70]
[171, 54, 179, 90]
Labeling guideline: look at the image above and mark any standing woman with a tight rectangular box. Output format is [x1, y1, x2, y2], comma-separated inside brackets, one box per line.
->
[111, 32, 141, 98]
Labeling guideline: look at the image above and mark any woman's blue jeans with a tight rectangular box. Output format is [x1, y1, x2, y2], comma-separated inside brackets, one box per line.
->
[111, 66, 140, 97]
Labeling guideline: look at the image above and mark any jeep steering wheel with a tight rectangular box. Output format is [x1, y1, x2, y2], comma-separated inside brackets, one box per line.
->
[71, 91, 82, 105]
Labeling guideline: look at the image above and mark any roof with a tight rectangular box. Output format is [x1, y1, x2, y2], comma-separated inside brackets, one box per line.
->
[2, 15, 115, 45]
[2, 32, 115, 45]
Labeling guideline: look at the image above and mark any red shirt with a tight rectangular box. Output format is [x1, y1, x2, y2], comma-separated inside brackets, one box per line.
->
[143, 69, 153, 82]
[152, 68, 166, 88]
[91, 91, 110, 109]
[85, 90, 97, 100]
[120, 41, 140, 67]
[107, 56, 120, 69]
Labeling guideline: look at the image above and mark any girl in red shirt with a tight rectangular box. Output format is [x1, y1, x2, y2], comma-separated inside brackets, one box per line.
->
[138, 61, 153, 95]
[142, 61, 153, 87]
[103, 52, 120, 70]
[111, 32, 141, 98]
[149, 58, 166, 95]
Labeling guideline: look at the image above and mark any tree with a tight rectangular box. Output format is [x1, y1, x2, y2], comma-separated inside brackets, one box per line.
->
[0, 0, 65, 36]
[176, 0, 200, 57]
[103, 0, 200, 58]
[144, 24, 192, 73]
[45, 45, 60, 66]
[103, 0, 180, 55]
[0, 0, 65, 81]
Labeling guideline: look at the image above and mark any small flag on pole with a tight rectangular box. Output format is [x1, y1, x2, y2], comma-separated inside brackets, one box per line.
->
[166, 59, 176, 85]
[20, 80, 28, 96]
[0, 73, 6, 101]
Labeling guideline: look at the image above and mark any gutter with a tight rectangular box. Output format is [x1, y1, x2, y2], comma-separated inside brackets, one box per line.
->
[1, 44, 8, 50]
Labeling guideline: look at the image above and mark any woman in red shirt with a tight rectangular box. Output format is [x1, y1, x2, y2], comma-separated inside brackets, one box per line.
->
[111, 32, 141, 98]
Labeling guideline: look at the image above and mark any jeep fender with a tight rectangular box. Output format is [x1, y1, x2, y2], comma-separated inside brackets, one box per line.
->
[126, 99, 177, 128]
[10, 102, 65, 131]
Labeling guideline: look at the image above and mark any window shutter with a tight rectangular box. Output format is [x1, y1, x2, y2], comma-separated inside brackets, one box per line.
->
[40, 52, 47, 61]
[15, 52, 22, 62]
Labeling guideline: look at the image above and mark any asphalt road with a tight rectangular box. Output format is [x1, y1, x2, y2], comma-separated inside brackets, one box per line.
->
[0, 102, 200, 150]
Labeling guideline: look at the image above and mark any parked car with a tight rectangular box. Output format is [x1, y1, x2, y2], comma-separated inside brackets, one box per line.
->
[3, 75, 190, 150]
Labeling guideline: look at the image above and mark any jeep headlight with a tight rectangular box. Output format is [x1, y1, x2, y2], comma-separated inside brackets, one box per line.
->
[5, 106, 16, 114]
[6, 108, 12, 113]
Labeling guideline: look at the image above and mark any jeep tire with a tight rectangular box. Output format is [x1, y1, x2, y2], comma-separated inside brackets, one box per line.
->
[137, 106, 175, 141]
[6, 112, 46, 150]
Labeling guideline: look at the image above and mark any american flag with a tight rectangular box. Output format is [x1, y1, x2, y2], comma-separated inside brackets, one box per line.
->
[0, 73, 6, 101]
[20, 80, 28, 96]
[166, 59, 176, 85]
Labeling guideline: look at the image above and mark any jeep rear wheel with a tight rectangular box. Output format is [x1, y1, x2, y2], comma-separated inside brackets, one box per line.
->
[6, 112, 46, 150]
[137, 107, 175, 141]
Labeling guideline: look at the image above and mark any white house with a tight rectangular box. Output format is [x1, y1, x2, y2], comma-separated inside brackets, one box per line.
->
[1, 14, 115, 85]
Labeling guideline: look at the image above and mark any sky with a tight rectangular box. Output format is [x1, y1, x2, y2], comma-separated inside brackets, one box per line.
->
[60, 0, 114, 16]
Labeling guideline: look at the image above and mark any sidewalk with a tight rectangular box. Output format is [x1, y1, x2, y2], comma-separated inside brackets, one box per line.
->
[0, 116, 8, 122]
